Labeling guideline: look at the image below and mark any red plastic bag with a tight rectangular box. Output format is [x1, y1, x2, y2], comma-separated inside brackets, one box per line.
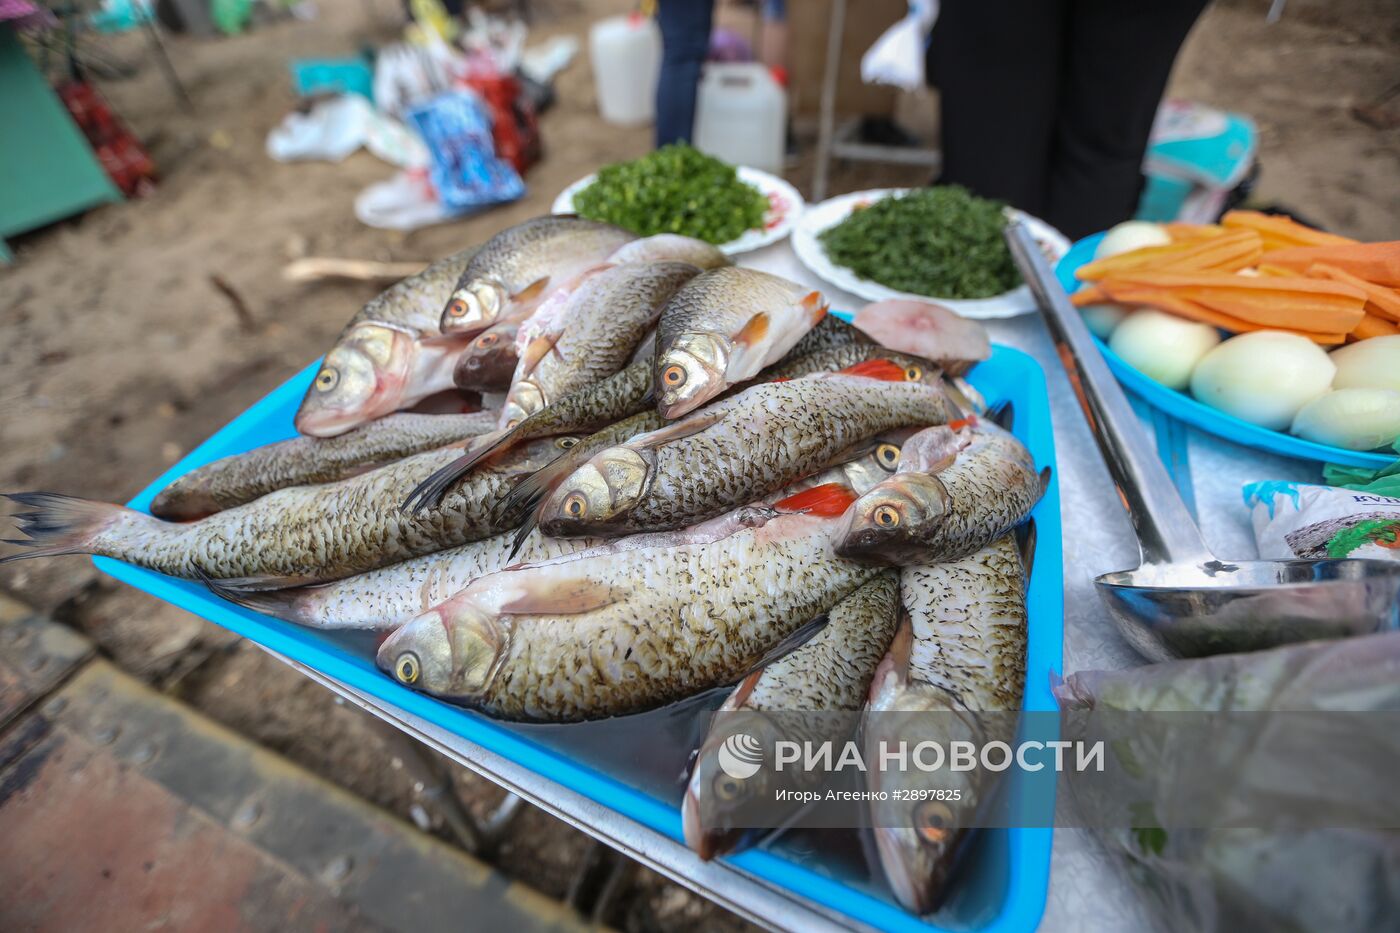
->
[58, 81, 157, 196]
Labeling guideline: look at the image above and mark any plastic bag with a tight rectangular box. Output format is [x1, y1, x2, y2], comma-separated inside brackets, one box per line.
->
[406, 89, 524, 214]
[1243, 480, 1400, 561]
[860, 0, 938, 92]
[354, 169, 456, 231]
[266, 94, 429, 168]
[1056, 633, 1400, 933]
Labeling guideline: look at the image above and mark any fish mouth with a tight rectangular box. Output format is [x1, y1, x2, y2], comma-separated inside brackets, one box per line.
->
[681, 788, 751, 861]
[873, 828, 943, 916]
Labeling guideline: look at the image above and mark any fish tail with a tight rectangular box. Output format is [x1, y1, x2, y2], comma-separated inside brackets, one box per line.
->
[402, 426, 520, 513]
[1, 492, 131, 563]
[201, 571, 310, 622]
[495, 453, 583, 556]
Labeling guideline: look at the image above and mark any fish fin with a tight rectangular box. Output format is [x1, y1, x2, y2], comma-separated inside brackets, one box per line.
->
[0, 492, 126, 563]
[869, 614, 914, 700]
[836, 359, 907, 382]
[493, 446, 586, 545]
[772, 482, 858, 517]
[732, 312, 770, 348]
[511, 276, 551, 302]
[1038, 466, 1052, 499]
[498, 578, 630, 615]
[195, 569, 320, 592]
[768, 376, 792, 383]
[723, 670, 765, 710]
[743, 612, 830, 675]
[630, 410, 722, 448]
[1015, 519, 1038, 588]
[988, 401, 1014, 431]
[199, 570, 305, 620]
[519, 331, 564, 373]
[948, 415, 979, 431]
[401, 427, 518, 513]
[801, 291, 829, 325]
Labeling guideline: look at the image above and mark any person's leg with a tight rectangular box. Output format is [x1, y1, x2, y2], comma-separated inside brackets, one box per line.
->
[1046, 0, 1209, 238]
[926, 0, 1066, 217]
[655, 0, 715, 147]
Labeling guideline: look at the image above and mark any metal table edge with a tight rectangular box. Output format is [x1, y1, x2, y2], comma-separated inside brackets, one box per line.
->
[258, 646, 880, 933]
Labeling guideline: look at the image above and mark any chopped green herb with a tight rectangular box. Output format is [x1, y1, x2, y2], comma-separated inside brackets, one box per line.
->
[818, 186, 1021, 299]
[572, 143, 770, 245]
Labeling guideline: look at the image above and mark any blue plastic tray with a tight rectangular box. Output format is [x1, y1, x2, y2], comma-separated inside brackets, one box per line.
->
[96, 340, 1062, 933]
[1057, 233, 1393, 470]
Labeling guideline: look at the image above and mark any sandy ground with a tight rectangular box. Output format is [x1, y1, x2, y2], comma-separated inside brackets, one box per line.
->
[0, 0, 1396, 926]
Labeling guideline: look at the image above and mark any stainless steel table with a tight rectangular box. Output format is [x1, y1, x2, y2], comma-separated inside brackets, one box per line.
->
[252, 239, 1323, 931]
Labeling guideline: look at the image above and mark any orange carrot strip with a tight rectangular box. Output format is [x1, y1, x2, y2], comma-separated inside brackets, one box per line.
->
[1098, 282, 1346, 344]
[1307, 262, 1400, 322]
[1164, 223, 1227, 241]
[1102, 271, 1367, 333]
[1070, 285, 1110, 307]
[1255, 263, 1297, 277]
[1221, 210, 1355, 249]
[1262, 242, 1400, 287]
[1076, 230, 1261, 281]
[1353, 314, 1400, 339]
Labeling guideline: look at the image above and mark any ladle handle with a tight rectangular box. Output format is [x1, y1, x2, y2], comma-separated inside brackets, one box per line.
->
[1005, 223, 1211, 566]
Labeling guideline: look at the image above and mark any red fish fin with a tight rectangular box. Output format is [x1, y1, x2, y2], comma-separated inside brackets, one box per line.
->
[511, 277, 551, 302]
[732, 312, 770, 348]
[768, 377, 792, 383]
[773, 482, 858, 517]
[837, 359, 907, 382]
[721, 670, 765, 711]
[631, 410, 722, 448]
[498, 578, 630, 615]
[949, 415, 980, 431]
[801, 291, 829, 324]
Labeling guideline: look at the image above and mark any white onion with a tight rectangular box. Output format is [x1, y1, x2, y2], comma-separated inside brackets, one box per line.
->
[1189, 332, 1336, 429]
[1109, 309, 1220, 390]
[1095, 221, 1171, 259]
[1081, 303, 1128, 339]
[1291, 388, 1400, 450]
[1329, 335, 1400, 393]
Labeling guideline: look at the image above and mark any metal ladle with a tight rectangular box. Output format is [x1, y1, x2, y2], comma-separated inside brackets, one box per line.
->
[1005, 222, 1400, 662]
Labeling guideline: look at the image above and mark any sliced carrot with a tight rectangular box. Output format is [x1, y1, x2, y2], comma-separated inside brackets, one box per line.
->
[1101, 271, 1367, 333]
[1353, 314, 1400, 340]
[1076, 229, 1262, 281]
[1096, 282, 1345, 344]
[1307, 262, 1400, 322]
[1255, 263, 1297, 277]
[1221, 210, 1356, 250]
[1262, 242, 1400, 287]
[1164, 223, 1227, 241]
[1070, 285, 1110, 307]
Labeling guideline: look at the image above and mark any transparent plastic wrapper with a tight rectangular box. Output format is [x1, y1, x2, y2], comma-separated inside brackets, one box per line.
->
[1054, 632, 1400, 933]
[1243, 480, 1400, 561]
[860, 0, 939, 92]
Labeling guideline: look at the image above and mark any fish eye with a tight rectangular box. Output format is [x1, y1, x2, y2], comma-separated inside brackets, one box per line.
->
[876, 443, 901, 470]
[713, 774, 743, 801]
[314, 368, 339, 392]
[563, 492, 588, 518]
[556, 437, 578, 449]
[477, 333, 498, 347]
[905, 365, 924, 381]
[662, 364, 687, 388]
[445, 297, 469, 319]
[873, 504, 900, 528]
[394, 652, 421, 685]
[913, 800, 954, 846]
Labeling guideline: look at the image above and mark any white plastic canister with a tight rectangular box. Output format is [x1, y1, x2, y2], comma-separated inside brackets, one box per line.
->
[693, 63, 786, 174]
[589, 14, 662, 126]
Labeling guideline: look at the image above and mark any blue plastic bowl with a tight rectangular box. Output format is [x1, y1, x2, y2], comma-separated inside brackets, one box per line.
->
[1057, 233, 1394, 469]
[97, 338, 1062, 932]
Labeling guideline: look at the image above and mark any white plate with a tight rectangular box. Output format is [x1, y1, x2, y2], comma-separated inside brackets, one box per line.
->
[791, 188, 1071, 319]
[551, 165, 804, 256]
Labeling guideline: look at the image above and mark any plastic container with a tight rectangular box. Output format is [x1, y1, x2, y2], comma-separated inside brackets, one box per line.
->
[96, 331, 1060, 933]
[693, 63, 786, 174]
[589, 14, 661, 126]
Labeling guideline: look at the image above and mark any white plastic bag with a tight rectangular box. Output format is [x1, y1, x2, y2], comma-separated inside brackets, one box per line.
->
[265, 94, 429, 169]
[860, 0, 939, 92]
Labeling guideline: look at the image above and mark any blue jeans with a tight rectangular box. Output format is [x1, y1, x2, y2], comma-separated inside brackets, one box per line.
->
[655, 0, 714, 147]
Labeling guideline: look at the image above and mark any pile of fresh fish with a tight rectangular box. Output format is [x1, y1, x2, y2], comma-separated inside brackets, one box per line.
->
[2, 214, 1045, 915]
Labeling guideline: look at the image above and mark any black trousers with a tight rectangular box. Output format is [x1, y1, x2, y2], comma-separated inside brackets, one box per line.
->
[928, 0, 1210, 240]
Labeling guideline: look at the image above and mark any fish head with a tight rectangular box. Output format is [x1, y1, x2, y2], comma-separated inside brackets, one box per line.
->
[440, 277, 508, 336]
[833, 430, 915, 494]
[295, 324, 411, 437]
[378, 602, 505, 700]
[537, 447, 650, 535]
[453, 325, 518, 390]
[835, 473, 950, 563]
[682, 712, 782, 860]
[655, 332, 730, 418]
[866, 683, 980, 915]
[499, 381, 545, 430]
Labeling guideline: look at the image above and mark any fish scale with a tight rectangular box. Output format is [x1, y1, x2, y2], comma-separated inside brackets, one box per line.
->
[545, 376, 951, 535]
[350, 249, 477, 334]
[37, 437, 572, 585]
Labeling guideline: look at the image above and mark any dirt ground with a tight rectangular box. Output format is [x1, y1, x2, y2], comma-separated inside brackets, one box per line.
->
[1, 0, 1397, 926]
